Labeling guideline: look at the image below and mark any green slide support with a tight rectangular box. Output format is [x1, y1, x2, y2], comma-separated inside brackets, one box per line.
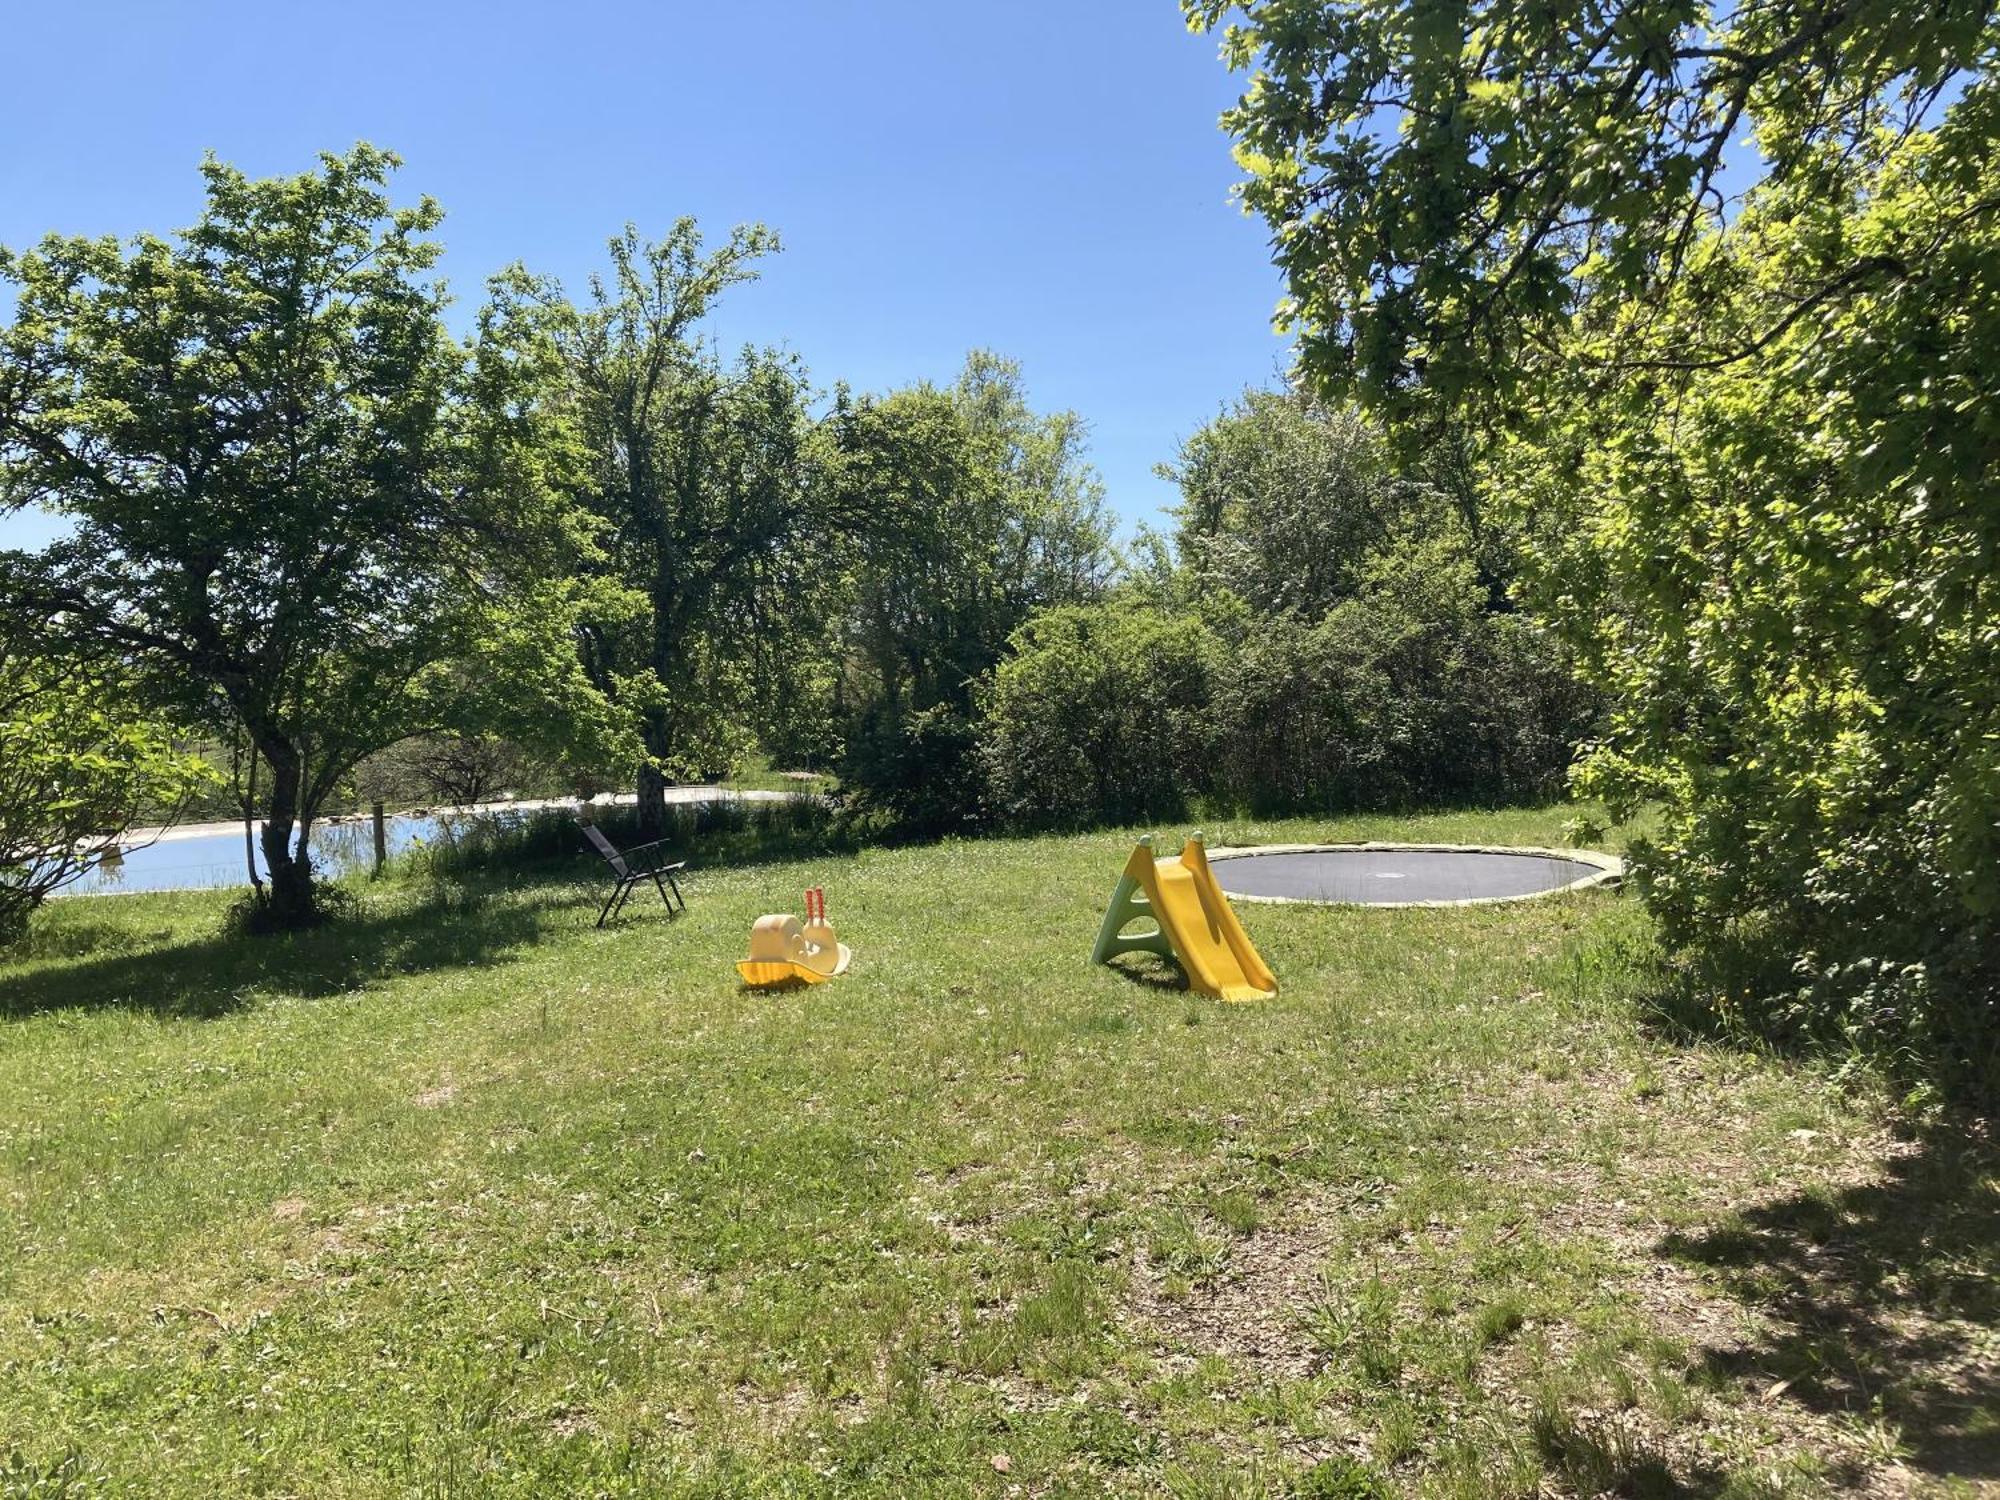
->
[1091, 835, 1176, 966]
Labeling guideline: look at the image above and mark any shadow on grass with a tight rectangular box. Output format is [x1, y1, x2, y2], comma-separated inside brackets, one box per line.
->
[1631, 923, 2000, 1117]
[1531, 1405, 1725, 1498]
[1658, 1117, 2000, 1481]
[1102, 952, 1191, 994]
[0, 881, 614, 1024]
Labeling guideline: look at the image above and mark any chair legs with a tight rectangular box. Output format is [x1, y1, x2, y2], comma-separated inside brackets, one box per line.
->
[652, 869, 685, 912]
[598, 870, 682, 927]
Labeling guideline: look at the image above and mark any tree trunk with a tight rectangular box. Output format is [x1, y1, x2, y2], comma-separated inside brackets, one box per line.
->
[241, 737, 264, 895]
[255, 734, 318, 927]
[636, 759, 667, 840]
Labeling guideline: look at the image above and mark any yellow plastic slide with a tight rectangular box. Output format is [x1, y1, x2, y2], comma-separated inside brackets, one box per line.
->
[1092, 836, 1276, 1002]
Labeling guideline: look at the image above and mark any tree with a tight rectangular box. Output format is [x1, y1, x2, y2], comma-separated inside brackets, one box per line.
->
[489, 223, 828, 835]
[0, 146, 624, 925]
[828, 354, 1114, 833]
[1188, 0, 1993, 427]
[358, 732, 548, 809]
[1197, 0, 2000, 1091]
[1163, 389, 1428, 617]
[1510, 114, 2000, 1090]
[1200, 538, 1590, 814]
[0, 648, 214, 942]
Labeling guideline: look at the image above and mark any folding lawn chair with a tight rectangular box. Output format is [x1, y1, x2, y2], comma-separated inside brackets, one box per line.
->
[578, 821, 687, 927]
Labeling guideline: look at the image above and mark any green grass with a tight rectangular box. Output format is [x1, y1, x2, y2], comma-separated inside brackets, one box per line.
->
[1, 806, 1993, 1497]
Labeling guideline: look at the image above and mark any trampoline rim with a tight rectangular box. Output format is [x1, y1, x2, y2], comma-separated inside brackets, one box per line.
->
[1204, 841, 1625, 909]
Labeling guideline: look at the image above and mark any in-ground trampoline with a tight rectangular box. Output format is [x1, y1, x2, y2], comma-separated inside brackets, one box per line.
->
[1208, 843, 1622, 908]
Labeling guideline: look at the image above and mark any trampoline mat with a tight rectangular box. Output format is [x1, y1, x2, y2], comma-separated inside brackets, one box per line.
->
[1212, 848, 1605, 905]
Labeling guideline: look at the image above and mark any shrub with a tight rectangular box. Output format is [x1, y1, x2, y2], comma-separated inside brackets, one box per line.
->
[0, 654, 216, 944]
[1204, 545, 1590, 814]
[1202, 608, 1396, 814]
[1508, 104, 2000, 1102]
[981, 604, 1218, 831]
[841, 701, 988, 839]
[404, 794, 848, 880]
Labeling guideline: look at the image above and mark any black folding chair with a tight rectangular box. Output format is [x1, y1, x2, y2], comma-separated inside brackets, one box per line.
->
[579, 821, 687, 927]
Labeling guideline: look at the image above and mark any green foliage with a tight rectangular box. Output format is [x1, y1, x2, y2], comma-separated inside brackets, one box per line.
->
[405, 794, 850, 880]
[487, 222, 827, 824]
[1200, 0, 2000, 1095]
[1162, 389, 1420, 616]
[0, 146, 630, 925]
[356, 734, 553, 809]
[981, 603, 1218, 831]
[1187, 0, 1992, 430]
[840, 699, 989, 837]
[1208, 543, 1591, 815]
[0, 652, 214, 942]
[1514, 93, 2000, 1096]
[828, 354, 1114, 835]
[990, 391, 1590, 830]
[979, 554, 1587, 830]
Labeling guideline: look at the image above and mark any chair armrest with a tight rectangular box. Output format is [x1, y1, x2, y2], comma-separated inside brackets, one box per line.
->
[626, 842, 684, 873]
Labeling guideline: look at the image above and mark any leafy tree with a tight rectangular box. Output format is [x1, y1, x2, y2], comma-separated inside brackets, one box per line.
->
[978, 393, 1591, 829]
[1187, 0, 1992, 427]
[0, 146, 626, 925]
[0, 648, 214, 942]
[1197, 0, 2000, 1090]
[489, 223, 829, 834]
[1511, 110, 2000, 1090]
[1163, 388, 1431, 616]
[357, 733, 549, 809]
[1153, 389, 1590, 814]
[828, 354, 1113, 833]
[1202, 538, 1590, 813]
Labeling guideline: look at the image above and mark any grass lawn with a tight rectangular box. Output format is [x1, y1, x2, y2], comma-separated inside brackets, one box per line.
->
[1, 807, 1993, 1497]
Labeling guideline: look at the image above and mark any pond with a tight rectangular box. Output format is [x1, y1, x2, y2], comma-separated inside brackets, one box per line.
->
[66, 789, 793, 897]
[66, 808, 520, 896]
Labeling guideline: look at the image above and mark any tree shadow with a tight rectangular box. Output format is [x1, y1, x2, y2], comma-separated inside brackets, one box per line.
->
[1657, 1117, 2000, 1481]
[1630, 928, 1999, 1117]
[0, 882, 604, 1023]
[1532, 1406, 1727, 1498]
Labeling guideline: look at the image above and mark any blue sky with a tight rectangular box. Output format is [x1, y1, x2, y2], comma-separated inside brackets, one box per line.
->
[0, 0, 1289, 551]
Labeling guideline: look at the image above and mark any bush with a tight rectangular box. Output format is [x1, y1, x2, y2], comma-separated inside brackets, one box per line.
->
[407, 794, 848, 880]
[1204, 546, 1591, 814]
[223, 880, 358, 936]
[840, 701, 987, 839]
[981, 604, 1218, 831]
[1, 653, 216, 942]
[1507, 102, 2000, 1102]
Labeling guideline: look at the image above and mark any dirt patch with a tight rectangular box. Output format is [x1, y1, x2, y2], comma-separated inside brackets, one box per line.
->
[1114, 1062, 1997, 1495]
[1127, 1200, 1346, 1380]
[413, 1083, 458, 1108]
[726, 1379, 814, 1436]
[549, 1406, 597, 1439]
